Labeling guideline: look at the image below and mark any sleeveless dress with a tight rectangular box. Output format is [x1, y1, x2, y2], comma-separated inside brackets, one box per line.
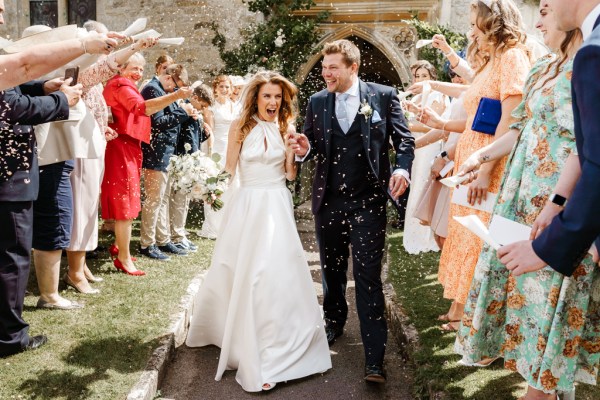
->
[186, 117, 332, 392]
[198, 99, 237, 238]
[402, 90, 448, 254]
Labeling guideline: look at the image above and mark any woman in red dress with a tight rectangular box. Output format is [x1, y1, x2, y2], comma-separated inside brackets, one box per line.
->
[102, 53, 191, 275]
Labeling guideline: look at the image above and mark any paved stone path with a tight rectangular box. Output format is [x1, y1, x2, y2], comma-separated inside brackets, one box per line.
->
[159, 205, 414, 399]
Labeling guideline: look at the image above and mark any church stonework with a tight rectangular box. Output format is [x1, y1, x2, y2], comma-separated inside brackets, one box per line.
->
[1, 0, 539, 84]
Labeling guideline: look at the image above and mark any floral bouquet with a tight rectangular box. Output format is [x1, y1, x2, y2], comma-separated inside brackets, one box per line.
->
[167, 150, 231, 211]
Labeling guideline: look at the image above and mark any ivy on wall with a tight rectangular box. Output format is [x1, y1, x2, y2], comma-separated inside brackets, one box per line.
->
[407, 18, 468, 82]
[212, 0, 328, 82]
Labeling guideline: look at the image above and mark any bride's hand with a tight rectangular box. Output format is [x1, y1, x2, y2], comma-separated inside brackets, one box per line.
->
[284, 132, 296, 155]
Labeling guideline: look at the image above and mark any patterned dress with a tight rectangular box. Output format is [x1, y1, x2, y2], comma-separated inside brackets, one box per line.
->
[455, 56, 600, 393]
[438, 46, 531, 304]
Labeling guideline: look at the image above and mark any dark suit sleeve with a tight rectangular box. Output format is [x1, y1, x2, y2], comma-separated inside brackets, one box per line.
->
[532, 44, 600, 276]
[19, 80, 46, 97]
[300, 97, 317, 162]
[2, 88, 69, 127]
[387, 88, 415, 172]
[141, 85, 189, 131]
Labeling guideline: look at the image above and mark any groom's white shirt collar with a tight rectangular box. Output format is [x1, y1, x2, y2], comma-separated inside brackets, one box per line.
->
[338, 78, 360, 98]
[582, 3, 600, 40]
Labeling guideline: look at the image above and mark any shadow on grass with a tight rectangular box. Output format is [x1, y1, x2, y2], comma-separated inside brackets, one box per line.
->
[18, 335, 160, 399]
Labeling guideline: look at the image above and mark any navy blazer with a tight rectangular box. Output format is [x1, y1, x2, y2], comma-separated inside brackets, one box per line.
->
[140, 77, 190, 171]
[532, 16, 600, 275]
[302, 80, 415, 214]
[0, 82, 69, 202]
[176, 99, 207, 155]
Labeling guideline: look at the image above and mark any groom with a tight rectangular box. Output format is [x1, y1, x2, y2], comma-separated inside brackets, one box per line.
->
[292, 39, 414, 383]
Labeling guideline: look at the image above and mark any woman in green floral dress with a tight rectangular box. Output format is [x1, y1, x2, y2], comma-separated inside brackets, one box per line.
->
[453, 2, 600, 399]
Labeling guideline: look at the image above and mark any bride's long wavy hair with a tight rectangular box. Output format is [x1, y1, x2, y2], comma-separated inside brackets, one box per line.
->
[468, 0, 528, 74]
[237, 71, 298, 143]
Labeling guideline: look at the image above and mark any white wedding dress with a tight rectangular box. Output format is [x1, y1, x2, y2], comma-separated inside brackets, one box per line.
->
[186, 117, 332, 392]
[402, 91, 448, 254]
[198, 99, 238, 239]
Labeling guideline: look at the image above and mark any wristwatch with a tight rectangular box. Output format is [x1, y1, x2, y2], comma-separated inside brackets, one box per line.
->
[438, 150, 450, 162]
[549, 193, 567, 207]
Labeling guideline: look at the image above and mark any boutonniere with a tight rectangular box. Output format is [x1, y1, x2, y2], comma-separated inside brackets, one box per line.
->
[358, 99, 373, 121]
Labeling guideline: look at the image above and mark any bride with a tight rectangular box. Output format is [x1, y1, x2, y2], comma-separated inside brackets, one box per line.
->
[185, 71, 332, 392]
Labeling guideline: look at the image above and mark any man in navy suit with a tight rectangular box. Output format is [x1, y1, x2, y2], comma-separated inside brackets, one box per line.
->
[498, 0, 600, 276]
[292, 39, 414, 382]
[0, 79, 80, 357]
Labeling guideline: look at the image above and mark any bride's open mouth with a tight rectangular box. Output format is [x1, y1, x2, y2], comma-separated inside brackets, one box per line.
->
[266, 108, 277, 117]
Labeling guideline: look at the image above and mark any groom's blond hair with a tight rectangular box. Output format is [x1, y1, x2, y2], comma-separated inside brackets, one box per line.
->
[322, 40, 361, 68]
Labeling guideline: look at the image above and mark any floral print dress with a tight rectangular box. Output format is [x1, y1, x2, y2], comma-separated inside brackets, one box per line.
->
[454, 56, 600, 393]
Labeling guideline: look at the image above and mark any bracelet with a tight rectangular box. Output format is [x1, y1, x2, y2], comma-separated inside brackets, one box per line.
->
[80, 39, 88, 54]
[442, 121, 448, 132]
[443, 50, 454, 57]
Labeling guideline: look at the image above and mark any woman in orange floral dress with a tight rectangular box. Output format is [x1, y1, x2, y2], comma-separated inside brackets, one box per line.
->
[420, 0, 532, 330]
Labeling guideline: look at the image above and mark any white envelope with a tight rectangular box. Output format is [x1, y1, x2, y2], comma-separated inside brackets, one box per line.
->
[421, 81, 432, 110]
[451, 184, 497, 213]
[453, 215, 501, 250]
[397, 91, 412, 100]
[440, 174, 469, 187]
[416, 39, 433, 49]
[132, 29, 161, 40]
[439, 161, 454, 178]
[158, 37, 185, 45]
[489, 215, 532, 246]
[121, 18, 147, 37]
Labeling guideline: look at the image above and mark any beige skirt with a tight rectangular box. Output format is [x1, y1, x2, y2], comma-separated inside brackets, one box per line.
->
[414, 178, 451, 239]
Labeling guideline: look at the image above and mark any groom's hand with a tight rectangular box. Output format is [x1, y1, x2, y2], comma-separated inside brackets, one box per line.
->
[289, 133, 309, 157]
[389, 174, 409, 200]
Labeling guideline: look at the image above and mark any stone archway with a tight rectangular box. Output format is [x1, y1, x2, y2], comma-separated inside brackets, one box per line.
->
[295, 24, 416, 90]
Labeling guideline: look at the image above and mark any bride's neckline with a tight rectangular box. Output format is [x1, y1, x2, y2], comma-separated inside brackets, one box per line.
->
[253, 114, 277, 124]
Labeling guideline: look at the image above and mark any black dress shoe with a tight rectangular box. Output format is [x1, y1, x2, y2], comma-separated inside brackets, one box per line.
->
[364, 364, 386, 383]
[325, 326, 343, 346]
[23, 335, 48, 352]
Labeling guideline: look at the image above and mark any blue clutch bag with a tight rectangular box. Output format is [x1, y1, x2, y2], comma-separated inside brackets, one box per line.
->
[471, 97, 502, 135]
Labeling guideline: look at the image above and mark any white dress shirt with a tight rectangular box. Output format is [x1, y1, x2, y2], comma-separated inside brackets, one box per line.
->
[336, 78, 361, 123]
[582, 3, 600, 40]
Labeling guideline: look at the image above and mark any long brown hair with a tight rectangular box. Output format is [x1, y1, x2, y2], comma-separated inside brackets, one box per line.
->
[538, 29, 582, 88]
[237, 71, 298, 143]
[468, 0, 527, 74]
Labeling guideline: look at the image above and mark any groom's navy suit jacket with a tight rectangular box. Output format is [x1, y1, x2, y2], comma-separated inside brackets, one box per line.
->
[533, 16, 600, 276]
[302, 80, 415, 214]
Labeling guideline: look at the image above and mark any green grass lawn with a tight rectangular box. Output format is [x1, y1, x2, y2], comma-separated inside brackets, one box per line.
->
[0, 206, 214, 400]
[386, 230, 600, 400]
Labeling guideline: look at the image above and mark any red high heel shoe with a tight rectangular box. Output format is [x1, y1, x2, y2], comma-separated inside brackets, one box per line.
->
[113, 259, 145, 276]
[109, 244, 137, 261]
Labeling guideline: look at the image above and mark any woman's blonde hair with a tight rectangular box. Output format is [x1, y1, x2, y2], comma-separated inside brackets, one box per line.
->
[212, 74, 233, 95]
[468, 0, 527, 73]
[119, 52, 145, 71]
[237, 71, 298, 143]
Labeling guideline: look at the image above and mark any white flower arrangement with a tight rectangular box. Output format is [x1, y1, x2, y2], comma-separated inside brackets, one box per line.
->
[167, 151, 231, 211]
[274, 28, 286, 48]
[358, 99, 373, 121]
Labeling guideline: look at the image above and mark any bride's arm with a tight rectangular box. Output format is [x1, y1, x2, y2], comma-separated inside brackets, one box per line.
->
[284, 124, 298, 181]
[224, 119, 242, 177]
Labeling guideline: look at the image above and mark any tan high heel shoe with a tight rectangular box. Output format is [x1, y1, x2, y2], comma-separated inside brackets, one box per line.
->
[84, 265, 103, 283]
[63, 273, 100, 294]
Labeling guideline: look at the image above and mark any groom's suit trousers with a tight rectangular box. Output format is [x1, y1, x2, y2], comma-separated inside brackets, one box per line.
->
[315, 117, 388, 366]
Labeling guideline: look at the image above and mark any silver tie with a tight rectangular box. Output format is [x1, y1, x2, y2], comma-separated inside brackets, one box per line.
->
[336, 93, 350, 134]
